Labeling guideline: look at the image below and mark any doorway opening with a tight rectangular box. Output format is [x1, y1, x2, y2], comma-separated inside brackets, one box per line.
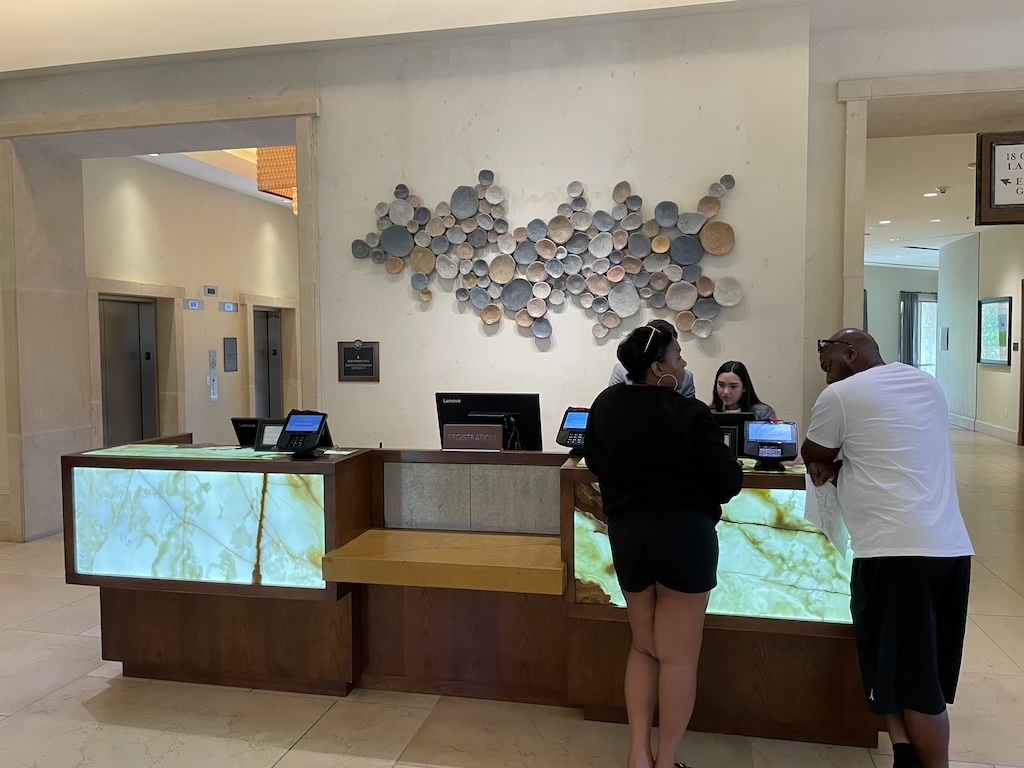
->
[99, 296, 159, 446]
[899, 291, 938, 377]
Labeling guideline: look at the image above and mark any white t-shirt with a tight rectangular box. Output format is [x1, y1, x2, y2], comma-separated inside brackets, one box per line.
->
[805, 362, 973, 559]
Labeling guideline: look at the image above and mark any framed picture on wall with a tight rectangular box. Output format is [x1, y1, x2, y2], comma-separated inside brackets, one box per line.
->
[977, 297, 1012, 366]
[976, 132, 1024, 225]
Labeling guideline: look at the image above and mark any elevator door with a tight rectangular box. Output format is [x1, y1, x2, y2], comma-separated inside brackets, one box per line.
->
[99, 298, 159, 446]
[254, 309, 283, 418]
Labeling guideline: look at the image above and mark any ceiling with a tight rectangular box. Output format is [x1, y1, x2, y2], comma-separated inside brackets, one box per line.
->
[869, 91, 1024, 139]
[865, 133, 978, 269]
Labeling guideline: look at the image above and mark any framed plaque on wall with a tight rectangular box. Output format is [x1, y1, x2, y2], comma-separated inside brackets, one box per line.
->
[976, 132, 1024, 225]
[977, 297, 1011, 366]
[338, 340, 380, 382]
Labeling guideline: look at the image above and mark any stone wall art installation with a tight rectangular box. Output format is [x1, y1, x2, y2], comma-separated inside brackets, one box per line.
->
[351, 172, 744, 340]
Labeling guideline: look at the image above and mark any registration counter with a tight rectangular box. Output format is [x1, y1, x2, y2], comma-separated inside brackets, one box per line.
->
[61, 441, 877, 746]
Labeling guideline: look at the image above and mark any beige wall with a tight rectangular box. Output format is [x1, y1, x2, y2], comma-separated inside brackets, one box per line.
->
[864, 265, 938, 365]
[937, 234, 980, 429]
[976, 228, 1023, 441]
[83, 157, 299, 445]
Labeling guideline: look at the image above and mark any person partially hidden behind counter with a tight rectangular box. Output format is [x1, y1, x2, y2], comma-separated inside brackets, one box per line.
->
[609, 319, 696, 398]
[710, 360, 776, 420]
[585, 325, 743, 768]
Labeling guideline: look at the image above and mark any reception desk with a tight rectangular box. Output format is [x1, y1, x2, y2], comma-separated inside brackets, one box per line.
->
[61, 442, 877, 746]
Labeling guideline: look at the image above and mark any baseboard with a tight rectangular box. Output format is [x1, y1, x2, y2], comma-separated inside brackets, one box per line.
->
[975, 420, 1019, 444]
[948, 413, 976, 431]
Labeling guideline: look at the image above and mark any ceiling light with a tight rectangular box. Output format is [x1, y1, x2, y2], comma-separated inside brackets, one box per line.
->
[890, 238, 900, 242]
[923, 192, 939, 198]
[879, 220, 892, 225]
[148, 153, 159, 157]
[930, 219, 942, 223]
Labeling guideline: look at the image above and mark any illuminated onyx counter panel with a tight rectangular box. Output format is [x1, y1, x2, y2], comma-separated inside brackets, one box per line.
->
[62, 442, 372, 694]
[561, 458, 879, 747]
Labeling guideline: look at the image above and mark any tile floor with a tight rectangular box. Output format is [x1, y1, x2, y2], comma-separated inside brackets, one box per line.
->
[0, 429, 1021, 767]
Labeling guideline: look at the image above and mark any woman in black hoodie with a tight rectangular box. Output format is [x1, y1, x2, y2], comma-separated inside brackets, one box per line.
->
[585, 325, 743, 768]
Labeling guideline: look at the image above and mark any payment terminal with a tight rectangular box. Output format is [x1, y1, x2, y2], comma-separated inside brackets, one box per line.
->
[275, 411, 329, 459]
[556, 407, 590, 456]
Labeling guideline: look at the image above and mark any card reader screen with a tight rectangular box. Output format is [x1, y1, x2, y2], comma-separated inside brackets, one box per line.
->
[563, 411, 589, 430]
[746, 421, 797, 443]
[285, 414, 324, 433]
[262, 425, 284, 446]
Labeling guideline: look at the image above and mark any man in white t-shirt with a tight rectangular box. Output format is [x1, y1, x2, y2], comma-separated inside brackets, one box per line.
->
[802, 328, 973, 768]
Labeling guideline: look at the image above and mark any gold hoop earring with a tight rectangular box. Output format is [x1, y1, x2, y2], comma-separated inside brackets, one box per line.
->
[657, 374, 678, 390]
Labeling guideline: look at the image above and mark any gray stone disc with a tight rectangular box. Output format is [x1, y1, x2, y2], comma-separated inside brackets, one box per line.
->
[365, 232, 380, 247]
[470, 287, 491, 310]
[664, 264, 684, 282]
[670, 234, 704, 266]
[571, 196, 588, 212]
[515, 240, 538, 266]
[545, 259, 566, 279]
[678, 212, 707, 235]
[369, 249, 386, 264]
[389, 199, 415, 226]
[592, 323, 609, 339]
[411, 272, 429, 291]
[609, 250, 624, 265]
[694, 297, 721, 319]
[411, 207, 430, 226]
[720, 174, 736, 190]
[655, 201, 680, 228]
[631, 270, 652, 289]
[478, 275, 491, 289]
[549, 289, 565, 306]
[593, 257, 610, 275]
[649, 291, 667, 309]
[666, 281, 698, 312]
[430, 236, 450, 255]
[352, 239, 371, 259]
[485, 185, 505, 205]
[563, 254, 583, 275]
[612, 203, 628, 221]
[531, 317, 552, 339]
[589, 232, 614, 259]
[593, 210, 616, 232]
[502, 279, 533, 312]
[714, 276, 744, 307]
[567, 180, 585, 197]
[498, 233, 517, 254]
[447, 227, 467, 245]
[459, 259, 474, 275]
[468, 228, 488, 248]
[476, 213, 494, 231]
[572, 210, 593, 231]
[380, 226, 414, 258]
[708, 182, 727, 198]
[451, 186, 479, 219]
[609, 280, 641, 318]
[494, 218, 509, 234]
[692, 318, 714, 338]
[627, 233, 652, 258]
[557, 203, 573, 217]
[592, 296, 610, 314]
[414, 230, 432, 248]
[644, 252, 670, 273]
[479, 169, 495, 185]
[394, 184, 409, 200]
[374, 201, 390, 218]
[456, 287, 470, 302]
[625, 194, 643, 212]
[435, 201, 451, 217]
[488, 282, 504, 300]
[566, 233, 591, 255]
[377, 216, 391, 231]
[566, 274, 587, 295]
[682, 265, 703, 283]
[527, 218, 549, 243]
[473, 259, 489, 277]
[621, 212, 643, 231]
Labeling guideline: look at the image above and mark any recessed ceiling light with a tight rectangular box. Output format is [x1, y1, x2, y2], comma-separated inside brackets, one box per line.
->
[148, 153, 159, 157]
[879, 220, 892, 225]
[930, 219, 942, 223]
[890, 238, 900, 242]
[923, 192, 939, 198]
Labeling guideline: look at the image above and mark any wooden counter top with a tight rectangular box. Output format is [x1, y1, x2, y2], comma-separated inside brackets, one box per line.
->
[323, 529, 566, 595]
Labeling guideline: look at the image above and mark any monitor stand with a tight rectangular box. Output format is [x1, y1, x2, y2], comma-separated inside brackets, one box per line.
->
[291, 447, 325, 461]
[753, 458, 786, 472]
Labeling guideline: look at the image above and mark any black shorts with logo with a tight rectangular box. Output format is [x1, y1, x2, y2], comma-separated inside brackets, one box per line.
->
[851, 556, 972, 716]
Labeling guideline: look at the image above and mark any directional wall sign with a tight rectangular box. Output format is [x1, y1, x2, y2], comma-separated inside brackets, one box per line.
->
[977, 131, 1024, 225]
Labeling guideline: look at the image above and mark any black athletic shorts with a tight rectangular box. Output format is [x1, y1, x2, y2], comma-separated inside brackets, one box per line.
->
[607, 512, 719, 595]
[851, 556, 972, 716]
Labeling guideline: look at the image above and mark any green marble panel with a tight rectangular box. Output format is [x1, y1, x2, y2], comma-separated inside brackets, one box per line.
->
[574, 485, 853, 624]
[73, 467, 326, 589]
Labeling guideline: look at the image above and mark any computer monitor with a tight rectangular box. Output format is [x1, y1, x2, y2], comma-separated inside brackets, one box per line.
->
[710, 411, 755, 456]
[231, 417, 259, 447]
[435, 393, 543, 451]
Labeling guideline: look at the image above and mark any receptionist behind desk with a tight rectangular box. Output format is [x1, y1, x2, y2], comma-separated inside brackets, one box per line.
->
[711, 360, 777, 421]
[609, 319, 696, 398]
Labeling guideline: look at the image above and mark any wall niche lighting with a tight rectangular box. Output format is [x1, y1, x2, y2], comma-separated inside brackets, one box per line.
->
[256, 146, 298, 215]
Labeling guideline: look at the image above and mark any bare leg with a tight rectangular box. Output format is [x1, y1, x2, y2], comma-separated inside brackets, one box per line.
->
[904, 708, 950, 768]
[885, 714, 921, 767]
[623, 586, 658, 768]
[652, 585, 709, 768]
